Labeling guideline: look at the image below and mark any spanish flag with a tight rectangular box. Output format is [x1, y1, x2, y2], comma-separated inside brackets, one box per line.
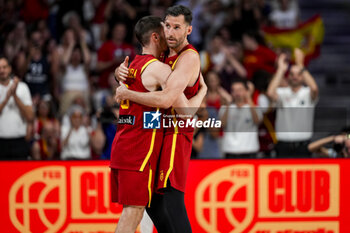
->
[263, 15, 325, 64]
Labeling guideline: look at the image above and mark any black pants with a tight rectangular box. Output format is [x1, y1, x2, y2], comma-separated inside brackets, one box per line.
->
[146, 186, 192, 233]
[225, 152, 257, 159]
[275, 140, 311, 158]
[0, 137, 29, 160]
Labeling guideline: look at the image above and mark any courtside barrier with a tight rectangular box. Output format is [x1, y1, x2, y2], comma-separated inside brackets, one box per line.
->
[1, 159, 349, 233]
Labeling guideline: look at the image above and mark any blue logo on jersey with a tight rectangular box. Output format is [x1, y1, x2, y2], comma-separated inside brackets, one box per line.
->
[143, 110, 161, 129]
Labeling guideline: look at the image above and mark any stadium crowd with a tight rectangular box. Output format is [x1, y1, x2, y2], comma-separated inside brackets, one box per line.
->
[0, 0, 349, 160]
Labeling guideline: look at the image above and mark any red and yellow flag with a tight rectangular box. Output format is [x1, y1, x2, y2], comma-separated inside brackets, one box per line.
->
[263, 15, 325, 64]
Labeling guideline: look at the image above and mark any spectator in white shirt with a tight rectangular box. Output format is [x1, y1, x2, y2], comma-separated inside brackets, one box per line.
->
[59, 29, 91, 116]
[219, 79, 262, 158]
[267, 49, 319, 157]
[270, 0, 299, 29]
[61, 105, 91, 160]
[0, 56, 34, 160]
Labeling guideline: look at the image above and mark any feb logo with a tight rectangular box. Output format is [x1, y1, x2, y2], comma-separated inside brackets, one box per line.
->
[195, 165, 254, 233]
[143, 110, 161, 129]
[8, 166, 67, 233]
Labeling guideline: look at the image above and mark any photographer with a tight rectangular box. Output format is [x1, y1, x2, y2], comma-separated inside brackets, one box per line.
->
[308, 133, 350, 158]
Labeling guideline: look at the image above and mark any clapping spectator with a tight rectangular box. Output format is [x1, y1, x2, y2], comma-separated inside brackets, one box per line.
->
[267, 48, 319, 157]
[61, 105, 91, 160]
[219, 79, 262, 158]
[62, 11, 94, 48]
[0, 57, 34, 160]
[59, 29, 91, 116]
[3, 21, 28, 64]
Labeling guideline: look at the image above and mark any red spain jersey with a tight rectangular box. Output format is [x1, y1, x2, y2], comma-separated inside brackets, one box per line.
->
[110, 54, 163, 171]
[162, 44, 200, 134]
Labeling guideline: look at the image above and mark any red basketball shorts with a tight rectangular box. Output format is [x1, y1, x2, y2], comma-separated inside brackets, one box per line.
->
[155, 132, 193, 192]
[110, 162, 155, 206]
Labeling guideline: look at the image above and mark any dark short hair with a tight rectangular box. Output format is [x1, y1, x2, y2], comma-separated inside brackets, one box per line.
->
[165, 5, 193, 25]
[134, 16, 163, 47]
[232, 78, 249, 90]
[0, 56, 9, 65]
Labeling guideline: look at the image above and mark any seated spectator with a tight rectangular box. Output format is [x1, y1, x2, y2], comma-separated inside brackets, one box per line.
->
[61, 105, 91, 160]
[267, 49, 319, 157]
[98, 94, 118, 160]
[270, 0, 299, 29]
[59, 30, 91, 116]
[31, 121, 60, 160]
[90, 121, 106, 160]
[191, 102, 207, 159]
[196, 101, 222, 159]
[219, 79, 262, 158]
[33, 97, 60, 140]
[242, 30, 277, 79]
[252, 70, 276, 157]
[308, 133, 350, 158]
[0, 57, 34, 160]
[205, 71, 232, 111]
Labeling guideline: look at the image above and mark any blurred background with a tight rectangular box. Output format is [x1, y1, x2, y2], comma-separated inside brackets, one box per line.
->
[0, 0, 349, 160]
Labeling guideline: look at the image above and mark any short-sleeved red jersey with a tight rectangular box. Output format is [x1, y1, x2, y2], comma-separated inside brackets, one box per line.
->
[162, 44, 200, 133]
[110, 55, 163, 171]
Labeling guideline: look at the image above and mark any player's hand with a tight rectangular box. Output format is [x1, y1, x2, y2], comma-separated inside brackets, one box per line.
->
[277, 53, 288, 73]
[115, 82, 128, 103]
[114, 56, 129, 82]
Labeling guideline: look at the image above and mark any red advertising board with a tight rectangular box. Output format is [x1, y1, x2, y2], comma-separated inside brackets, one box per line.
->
[1, 159, 349, 233]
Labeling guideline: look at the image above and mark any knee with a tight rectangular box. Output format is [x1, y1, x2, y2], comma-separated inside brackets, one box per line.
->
[123, 205, 145, 219]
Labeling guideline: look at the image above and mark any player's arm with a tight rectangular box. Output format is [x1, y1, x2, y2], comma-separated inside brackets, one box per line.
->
[116, 51, 200, 108]
[172, 73, 207, 118]
[148, 62, 207, 117]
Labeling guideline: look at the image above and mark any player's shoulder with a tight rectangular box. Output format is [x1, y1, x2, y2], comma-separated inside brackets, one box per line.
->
[178, 49, 200, 64]
[143, 59, 171, 75]
[148, 59, 170, 70]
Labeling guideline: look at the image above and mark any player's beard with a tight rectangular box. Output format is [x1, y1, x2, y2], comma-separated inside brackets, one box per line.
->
[166, 32, 186, 49]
